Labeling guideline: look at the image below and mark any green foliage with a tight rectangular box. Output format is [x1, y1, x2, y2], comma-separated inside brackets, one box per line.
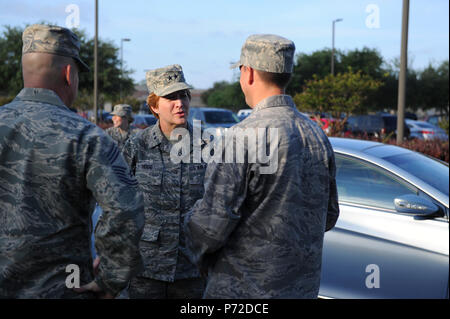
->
[201, 81, 246, 112]
[439, 118, 449, 135]
[73, 29, 135, 102]
[0, 24, 135, 103]
[0, 96, 15, 106]
[293, 68, 383, 118]
[416, 60, 449, 116]
[0, 26, 24, 96]
[287, 47, 385, 96]
[287, 49, 338, 95]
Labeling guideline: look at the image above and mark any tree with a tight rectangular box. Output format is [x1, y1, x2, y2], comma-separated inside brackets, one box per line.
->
[0, 24, 135, 109]
[294, 68, 383, 119]
[416, 60, 449, 116]
[287, 47, 386, 96]
[201, 81, 246, 112]
[287, 49, 341, 96]
[74, 30, 135, 103]
[0, 26, 24, 96]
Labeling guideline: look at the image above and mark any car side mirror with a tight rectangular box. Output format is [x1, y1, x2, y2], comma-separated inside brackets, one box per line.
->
[394, 194, 442, 219]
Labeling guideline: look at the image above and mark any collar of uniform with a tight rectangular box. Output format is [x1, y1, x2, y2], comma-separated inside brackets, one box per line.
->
[147, 121, 206, 152]
[253, 94, 295, 112]
[148, 120, 166, 149]
[15, 88, 68, 109]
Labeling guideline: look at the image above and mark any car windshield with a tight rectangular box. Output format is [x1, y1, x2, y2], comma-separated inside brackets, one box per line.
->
[383, 152, 449, 196]
[204, 111, 239, 124]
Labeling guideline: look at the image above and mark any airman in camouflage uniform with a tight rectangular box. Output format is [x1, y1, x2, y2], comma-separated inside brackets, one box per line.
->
[0, 24, 145, 299]
[183, 34, 339, 298]
[123, 65, 206, 299]
[105, 104, 139, 151]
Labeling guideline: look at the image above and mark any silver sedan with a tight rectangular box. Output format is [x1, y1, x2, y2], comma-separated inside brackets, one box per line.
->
[320, 137, 449, 299]
[406, 119, 448, 141]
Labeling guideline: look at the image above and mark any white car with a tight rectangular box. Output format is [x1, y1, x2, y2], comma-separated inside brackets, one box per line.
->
[320, 138, 449, 299]
[406, 119, 448, 141]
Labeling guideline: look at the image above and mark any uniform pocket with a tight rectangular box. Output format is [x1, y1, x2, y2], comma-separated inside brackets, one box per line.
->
[136, 161, 163, 186]
[141, 224, 161, 242]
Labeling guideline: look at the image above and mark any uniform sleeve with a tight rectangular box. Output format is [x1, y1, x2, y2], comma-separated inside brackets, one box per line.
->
[325, 151, 339, 232]
[183, 161, 248, 268]
[82, 129, 145, 296]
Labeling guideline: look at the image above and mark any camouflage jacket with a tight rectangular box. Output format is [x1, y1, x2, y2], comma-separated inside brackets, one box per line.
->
[0, 88, 145, 298]
[122, 122, 207, 282]
[105, 126, 139, 152]
[183, 95, 339, 298]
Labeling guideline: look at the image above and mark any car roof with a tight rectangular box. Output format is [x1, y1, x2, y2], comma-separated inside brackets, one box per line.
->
[330, 137, 404, 155]
[329, 137, 448, 207]
[190, 107, 234, 112]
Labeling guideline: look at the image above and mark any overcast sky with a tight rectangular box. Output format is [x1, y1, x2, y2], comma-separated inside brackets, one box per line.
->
[1, 0, 448, 89]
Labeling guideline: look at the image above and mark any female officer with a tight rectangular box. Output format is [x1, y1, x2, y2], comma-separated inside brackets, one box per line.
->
[105, 104, 138, 151]
[123, 64, 206, 299]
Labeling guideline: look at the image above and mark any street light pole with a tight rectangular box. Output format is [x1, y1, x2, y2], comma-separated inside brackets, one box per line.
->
[397, 0, 409, 144]
[331, 18, 343, 76]
[120, 38, 131, 101]
[93, 0, 98, 124]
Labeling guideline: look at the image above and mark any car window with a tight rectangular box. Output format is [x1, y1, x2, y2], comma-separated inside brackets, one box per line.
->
[204, 111, 239, 124]
[382, 152, 449, 196]
[335, 154, 417, 210]
[416, 122, 434, 129]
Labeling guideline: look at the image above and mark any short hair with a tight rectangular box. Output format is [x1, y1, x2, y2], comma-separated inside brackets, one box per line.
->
[256, 69, 292, 89]
[146, 89, 191, 119]
[147, 93, 161, 118]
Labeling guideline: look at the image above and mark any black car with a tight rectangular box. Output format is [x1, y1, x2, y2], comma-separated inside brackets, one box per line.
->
[131, 114, 157, 129]
[346, 114, 410, 139]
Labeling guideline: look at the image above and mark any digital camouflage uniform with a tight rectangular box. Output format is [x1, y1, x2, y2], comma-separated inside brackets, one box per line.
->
[0, 24, 144, 299]
[183, 34, 339, 299]
[123, 123, 206, 298]
[122, 65, 206, 299]
[0, 88, 145, 298]
[105, 104, 139, 151]
[105, 126, 139, 151]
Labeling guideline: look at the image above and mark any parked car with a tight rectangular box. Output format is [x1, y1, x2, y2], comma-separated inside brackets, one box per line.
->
[131, 114, 157, 129]
[406, 119, 448, 141]
[86, 110, 112, 124]
[237, 109, 253, 121]
[425, 114, 445, 127]
[346, 114, 410, 139]
[188, 107, 240, 137]
[320, 137, 449, 299]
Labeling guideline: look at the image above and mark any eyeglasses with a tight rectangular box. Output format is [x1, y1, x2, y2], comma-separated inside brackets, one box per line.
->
[163, 91, 189, 101]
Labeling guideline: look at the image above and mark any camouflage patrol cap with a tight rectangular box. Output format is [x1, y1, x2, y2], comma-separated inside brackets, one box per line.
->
[111, 104, 134, 121]
[22, 24, 90, 72]
[231, 34, 295, 73]
[146, 64, 192, 97]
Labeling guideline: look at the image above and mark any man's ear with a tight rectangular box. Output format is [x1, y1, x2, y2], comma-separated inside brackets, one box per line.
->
[63, 64, 72, 86]
[248, 67, 255, 85]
